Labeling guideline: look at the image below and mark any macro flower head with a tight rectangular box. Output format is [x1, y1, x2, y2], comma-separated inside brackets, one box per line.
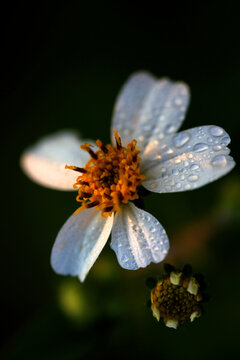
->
[149, 264, 209, 329]
[21, 71, 235, 281]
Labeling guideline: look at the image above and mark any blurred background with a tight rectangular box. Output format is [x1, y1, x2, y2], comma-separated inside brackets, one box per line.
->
[1, 1, 239, 359]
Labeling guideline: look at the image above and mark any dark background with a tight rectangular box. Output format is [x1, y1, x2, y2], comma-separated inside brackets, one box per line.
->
[1, 2, 239, 359]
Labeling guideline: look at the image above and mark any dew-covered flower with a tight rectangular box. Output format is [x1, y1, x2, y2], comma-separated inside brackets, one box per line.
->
[21, 71, 235, 281]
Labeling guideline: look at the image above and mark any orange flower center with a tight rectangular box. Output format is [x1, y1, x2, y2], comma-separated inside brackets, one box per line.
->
[65, 130, 145, 217]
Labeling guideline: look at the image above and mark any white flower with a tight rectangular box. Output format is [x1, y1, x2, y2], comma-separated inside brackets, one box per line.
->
[20, 71, 235, 281]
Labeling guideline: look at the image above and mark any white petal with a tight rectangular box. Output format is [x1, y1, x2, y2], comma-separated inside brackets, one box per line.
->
[110, 203, 169, 270]
[20, 130, 93, 190]
[111, 72, 190, 152]
[111, 71, 156, 145]
[133, 79, 190, 152]
[51, 208, 114, 282]
[142, 126, 235, 193]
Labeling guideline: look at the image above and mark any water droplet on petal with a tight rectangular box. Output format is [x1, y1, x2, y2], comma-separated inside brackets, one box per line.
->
[210, 126, 224, 137]
[190, 164, 199, 171]
[193, 143, 208, 152]
[173, 132, 190, 147]
[213, 145, 222, 151]
[165, 124, 176, 134]
[188, 174, 199, 182]
[211, 154, 227, 167]
[175, 183, 182, 189]
[121, 255, 129, 263]
[172, 169, 179, 175]
[175, 158, 181, 164]
[222, 135, 230, 145]
[174, 97, 183, 106]
[132, 224, 139, 231]
[164, 146, 174, 154]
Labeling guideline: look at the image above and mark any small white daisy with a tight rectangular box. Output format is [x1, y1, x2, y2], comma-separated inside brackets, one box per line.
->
[21, 71, 235, 281]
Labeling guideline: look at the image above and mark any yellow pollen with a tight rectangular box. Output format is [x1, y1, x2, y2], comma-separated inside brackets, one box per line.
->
[65, 131, 146, 217]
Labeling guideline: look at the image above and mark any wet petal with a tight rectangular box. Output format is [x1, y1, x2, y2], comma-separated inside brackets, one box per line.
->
[142, 126, 235, 193]
[110, 203, 169, 270]
[51, 208, 114, 282]
[111, 71, 155, 145]
[111, 72, 190, 152]
[20, 130, 93, 190]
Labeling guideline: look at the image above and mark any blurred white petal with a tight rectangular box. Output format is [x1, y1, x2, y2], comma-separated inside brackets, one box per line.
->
[20, 130, 94, 190]
[51, 207, 114, 282]
[111, 71, 190, 152]
[111, 203, 169, 270]
[142, 126, 235, 193]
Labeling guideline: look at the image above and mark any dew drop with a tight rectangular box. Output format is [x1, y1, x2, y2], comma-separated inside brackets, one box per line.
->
[193, 143, 208, 152]
[175, 183, 182, 189]
[222, 135, 230, 145]
[173, 132, 190, 147]
[157, 133, 164, 140]
[165, 124, 176, 134]
[132, 224, 139, 231]
[190, 164, 199, 171]
[213, 145, 222, 151]
[210, 126, 224, 137]
[172, 169, 179, 175]
[121, 255, 129, 263]
[188, 174, 199, 182]
[175, 158, 181, 164]
[142, 244, 150, 250]
[150, 226, 156, 233]
[164, 146, 174, 154]
[174, 97, 182, 106]
[211, 154, 227, 167]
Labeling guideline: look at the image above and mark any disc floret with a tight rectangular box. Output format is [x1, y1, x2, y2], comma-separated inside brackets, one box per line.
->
[66, 130, 145, 217]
